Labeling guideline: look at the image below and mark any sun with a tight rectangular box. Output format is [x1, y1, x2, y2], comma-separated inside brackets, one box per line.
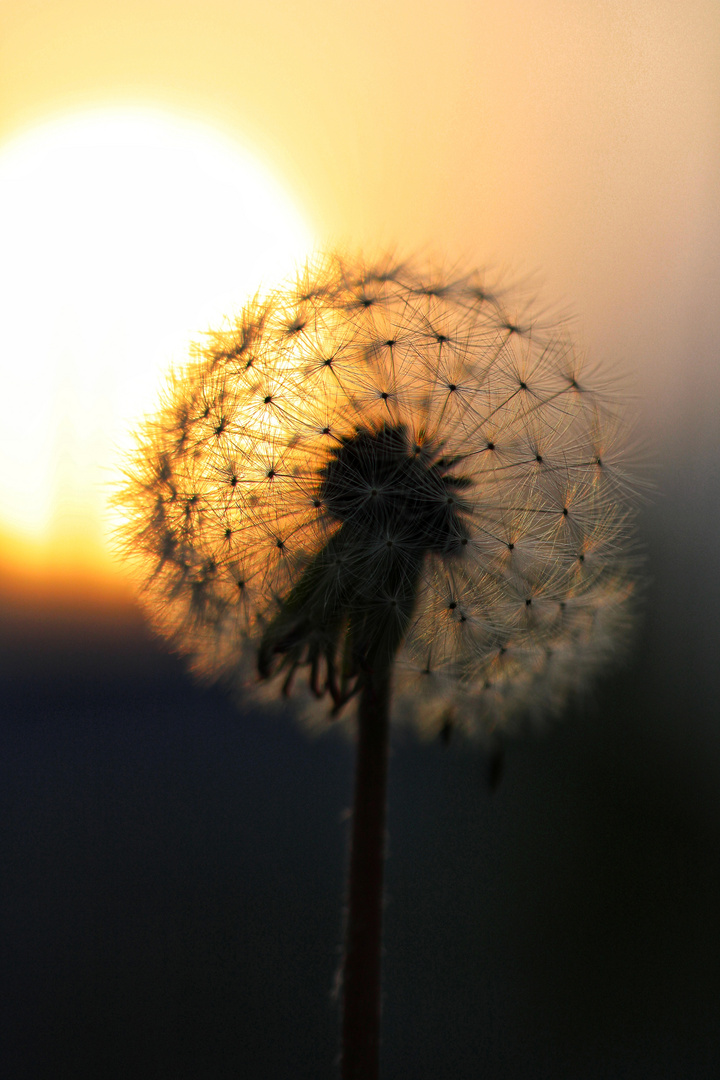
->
[0, 106, 313, 578]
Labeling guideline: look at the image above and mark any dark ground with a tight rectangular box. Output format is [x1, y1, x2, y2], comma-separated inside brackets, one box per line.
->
[2, 467, 720, 1079]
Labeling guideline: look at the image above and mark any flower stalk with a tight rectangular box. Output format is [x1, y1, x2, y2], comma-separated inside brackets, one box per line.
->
[342, 660, 392, 1080]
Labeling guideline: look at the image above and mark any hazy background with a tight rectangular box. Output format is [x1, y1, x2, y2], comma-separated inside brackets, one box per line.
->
[2, 1, 719, 1076]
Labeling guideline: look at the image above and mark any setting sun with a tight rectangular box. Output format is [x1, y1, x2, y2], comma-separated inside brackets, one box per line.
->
[0, 107, 313, 578]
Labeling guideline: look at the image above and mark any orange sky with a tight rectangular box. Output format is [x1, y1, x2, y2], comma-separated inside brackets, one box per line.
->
[3, 0, 715, 273]
[1, 0, 718, 586]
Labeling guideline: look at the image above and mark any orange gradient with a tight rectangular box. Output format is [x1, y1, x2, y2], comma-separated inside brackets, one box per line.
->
[0, 1, 717, 590]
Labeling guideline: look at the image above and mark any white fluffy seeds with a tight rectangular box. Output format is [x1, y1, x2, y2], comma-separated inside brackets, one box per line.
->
[118, 254, 637, 737]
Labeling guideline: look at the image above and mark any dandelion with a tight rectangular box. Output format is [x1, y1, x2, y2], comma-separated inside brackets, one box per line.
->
[117, 253, 637, 1079]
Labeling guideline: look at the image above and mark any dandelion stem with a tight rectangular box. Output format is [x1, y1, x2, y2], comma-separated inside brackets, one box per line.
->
[341, 661, 392, 1080]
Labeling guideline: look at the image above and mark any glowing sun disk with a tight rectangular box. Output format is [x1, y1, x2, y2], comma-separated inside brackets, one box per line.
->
[0, 107, 313, 572]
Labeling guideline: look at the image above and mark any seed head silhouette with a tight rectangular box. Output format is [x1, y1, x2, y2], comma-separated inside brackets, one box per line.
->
[119, 253, 635, 736]
[117, 253, 637, 1079]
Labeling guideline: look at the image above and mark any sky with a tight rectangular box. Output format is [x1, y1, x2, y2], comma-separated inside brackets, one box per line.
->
[1, 0, 718, 582]
[2, 2, 720, 1077]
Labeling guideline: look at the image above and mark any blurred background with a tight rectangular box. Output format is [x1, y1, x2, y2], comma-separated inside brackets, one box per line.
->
[1, 1, 719, 1076]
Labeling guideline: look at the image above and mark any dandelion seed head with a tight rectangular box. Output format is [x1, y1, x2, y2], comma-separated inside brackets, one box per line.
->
[117, 253, 638, 738]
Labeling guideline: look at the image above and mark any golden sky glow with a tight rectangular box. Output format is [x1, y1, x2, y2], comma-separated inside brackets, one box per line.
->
[0, 0, 717, 583]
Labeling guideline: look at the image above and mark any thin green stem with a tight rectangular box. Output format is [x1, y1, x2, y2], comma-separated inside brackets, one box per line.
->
[341, 662, 392, 1080]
